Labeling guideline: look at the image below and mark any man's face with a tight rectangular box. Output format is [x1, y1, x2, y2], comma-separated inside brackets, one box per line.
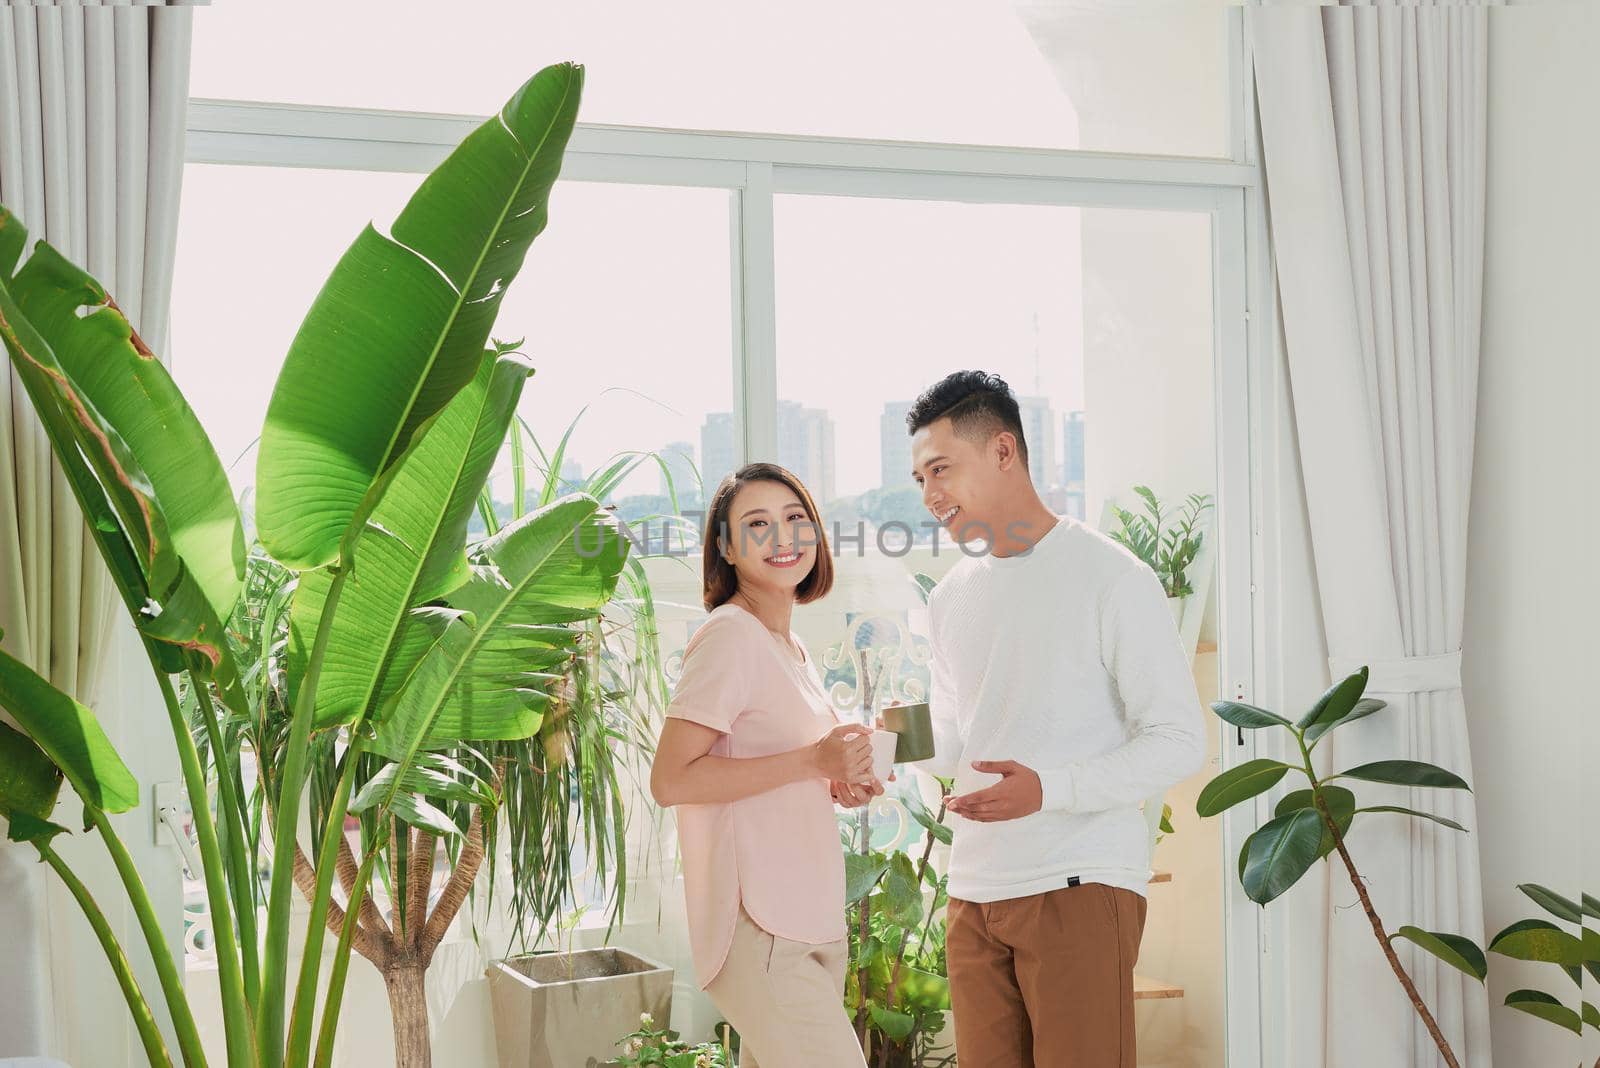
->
[911, 417, 1006, 546]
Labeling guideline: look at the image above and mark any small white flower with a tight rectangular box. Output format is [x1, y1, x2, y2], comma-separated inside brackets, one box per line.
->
[639, 1011, 654, 1027]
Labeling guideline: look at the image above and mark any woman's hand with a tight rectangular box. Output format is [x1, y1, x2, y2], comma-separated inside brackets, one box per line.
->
[830, 778, 885, 807]
[813, 723, 874, 784]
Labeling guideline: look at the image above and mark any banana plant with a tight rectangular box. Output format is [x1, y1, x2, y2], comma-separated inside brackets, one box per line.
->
[0, 63, 612, 1068]
[1196, 668, 1483, 1068]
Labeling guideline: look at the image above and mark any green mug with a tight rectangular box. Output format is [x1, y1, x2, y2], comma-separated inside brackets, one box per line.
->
[881, 702, 935, 763]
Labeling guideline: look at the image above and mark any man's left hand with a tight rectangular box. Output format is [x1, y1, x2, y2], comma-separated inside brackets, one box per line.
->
[947, 760, 1042, 822]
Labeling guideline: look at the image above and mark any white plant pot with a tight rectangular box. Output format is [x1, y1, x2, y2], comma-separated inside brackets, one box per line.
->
[1166, 595, 1186, 627]
[487, 947, 673, 1068]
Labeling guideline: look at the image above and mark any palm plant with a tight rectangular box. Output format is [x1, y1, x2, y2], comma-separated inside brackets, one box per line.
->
[0, 64, 618, 1068]
[1108, 486, 1212, 598]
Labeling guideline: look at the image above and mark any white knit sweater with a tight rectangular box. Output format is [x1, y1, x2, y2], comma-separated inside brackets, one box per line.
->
[918, 517, 1207, 903]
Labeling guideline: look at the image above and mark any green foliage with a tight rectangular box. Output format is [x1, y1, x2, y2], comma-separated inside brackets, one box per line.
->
[611, 1013, 730, 1068]
[1108, 486, 1211, 598]
[1483, 880, 1599, 1042]
[844, 790, 956, 1068]
[0, 65, 629, 1068]
[1196, 668, 1484, 1065]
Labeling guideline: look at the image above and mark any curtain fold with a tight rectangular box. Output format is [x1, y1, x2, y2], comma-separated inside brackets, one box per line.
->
[0, 3, 194, 1060]
[1252, 5, 1491, 1067]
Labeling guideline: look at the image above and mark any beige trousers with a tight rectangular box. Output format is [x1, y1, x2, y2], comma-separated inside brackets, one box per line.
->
[705, 907, 867, 1068]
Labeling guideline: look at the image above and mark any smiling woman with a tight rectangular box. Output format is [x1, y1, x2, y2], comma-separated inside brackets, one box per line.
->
[650, 461, 875, 1068]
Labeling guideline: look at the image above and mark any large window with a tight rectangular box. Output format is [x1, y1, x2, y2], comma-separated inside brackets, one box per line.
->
[172, 170, 737, 518]
[171, 47, 1259, 1059]
[188, 0, 1230, 157]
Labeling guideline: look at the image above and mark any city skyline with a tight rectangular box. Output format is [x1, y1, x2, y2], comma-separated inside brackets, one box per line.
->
[674, 399, 1086, 516]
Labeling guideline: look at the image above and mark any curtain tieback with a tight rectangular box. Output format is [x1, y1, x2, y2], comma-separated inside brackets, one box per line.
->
[1327, 650, 1462, 694]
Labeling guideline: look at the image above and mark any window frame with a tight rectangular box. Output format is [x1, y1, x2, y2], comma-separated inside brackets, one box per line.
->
[178, 11, 1272, 1059]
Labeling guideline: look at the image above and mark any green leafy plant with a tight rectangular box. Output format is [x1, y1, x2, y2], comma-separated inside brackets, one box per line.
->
[844, 788, 956, 1068]
[194, 446, 664, 1068]
[1485, 882, 1598, 1059]
[1156, 801, 1175, 844]
[610, 1013, 731, 1068]
[0, 64, 611, 1068]
[1109, 486, 1212, 598]
[1196, 667, 1482, 1068]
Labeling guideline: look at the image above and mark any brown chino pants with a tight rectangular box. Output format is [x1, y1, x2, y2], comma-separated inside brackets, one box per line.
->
[946, 882, 1148, 1068]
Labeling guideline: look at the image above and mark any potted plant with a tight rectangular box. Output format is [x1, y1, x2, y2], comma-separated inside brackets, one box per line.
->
[1108, 487, 1212, 623]
[0, 64, 604, 1068]
[607, 1013, 732, 1068]
[1196, 667, 1485, 1068]
[844, 788, 957, 1068]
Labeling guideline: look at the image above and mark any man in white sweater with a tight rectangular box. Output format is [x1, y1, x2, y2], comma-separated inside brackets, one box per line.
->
[905, 370, 1206, 1068]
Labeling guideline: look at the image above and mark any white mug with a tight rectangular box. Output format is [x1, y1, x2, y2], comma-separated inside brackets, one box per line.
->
[867, 729, 898, 783]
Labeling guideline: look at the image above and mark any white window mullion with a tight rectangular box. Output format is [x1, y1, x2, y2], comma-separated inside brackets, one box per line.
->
[731, 161, 778, 467]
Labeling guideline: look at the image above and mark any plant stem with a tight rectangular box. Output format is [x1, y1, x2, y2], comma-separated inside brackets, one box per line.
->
[259, 566, 353, 1067]
[878, 796, 949, 1068]
[40, 842, 174, 1067]
[150, 656, 254, 1067]
[314, 835, 383, 1068]
[192, 674, 262, 1009]
[1302, 758, 1461, 1068]
[286, 732, 367, 1068]
[90, 808, 209, 1068]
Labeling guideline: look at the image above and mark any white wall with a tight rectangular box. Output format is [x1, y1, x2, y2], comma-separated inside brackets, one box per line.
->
[1466, 6, 1598, 1067]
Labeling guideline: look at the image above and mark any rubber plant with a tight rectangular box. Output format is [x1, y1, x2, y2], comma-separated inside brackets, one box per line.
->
[1484, 882, 1597, 1063]
[0, 63, 621, 1068]
[1196, 667, 1485, 1068]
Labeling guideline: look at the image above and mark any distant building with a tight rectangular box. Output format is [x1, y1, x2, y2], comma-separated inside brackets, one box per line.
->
[701, 404, 837, 505]
[1062, 410, 1086, 486]
[657, 440, 700, 505]
[558, 458, 585, 494]
[879, 400, 914, 491]
[1017, 396, 1058, 491]
[778, 400, 836, 505]
[700, 413, 736, 494]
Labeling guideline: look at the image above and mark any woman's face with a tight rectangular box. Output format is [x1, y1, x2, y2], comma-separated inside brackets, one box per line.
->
[720, 479, 819, 599]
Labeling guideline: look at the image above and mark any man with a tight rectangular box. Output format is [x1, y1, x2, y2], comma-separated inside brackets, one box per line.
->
[906, 370, 1205, 1068]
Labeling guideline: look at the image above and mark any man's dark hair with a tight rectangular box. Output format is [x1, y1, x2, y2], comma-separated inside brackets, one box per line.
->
[905, 370, 1029, 467]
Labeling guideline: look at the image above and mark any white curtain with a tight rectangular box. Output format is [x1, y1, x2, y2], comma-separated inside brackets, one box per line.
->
[1251, 5, 1492, 1067]
[0, 3, 194, 1059]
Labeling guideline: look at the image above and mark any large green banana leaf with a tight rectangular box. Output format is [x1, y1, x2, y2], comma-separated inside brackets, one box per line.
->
[0, 632, 138, 814]
[0, 209, 245, 641]
[255, 63, 583, 570]
[0, 721, 65, 822]
[369, 494, 626, 764]
[286, 349, 532, 728]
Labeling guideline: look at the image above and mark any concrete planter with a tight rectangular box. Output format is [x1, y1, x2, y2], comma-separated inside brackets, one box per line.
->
[488, 947, 673, 1068]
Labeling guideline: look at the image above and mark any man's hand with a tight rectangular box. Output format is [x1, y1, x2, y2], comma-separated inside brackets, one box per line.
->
[831, 779, 884, 808]
[946, 760, 1042, 822]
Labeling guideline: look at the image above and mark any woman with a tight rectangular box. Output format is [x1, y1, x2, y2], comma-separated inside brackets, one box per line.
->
[650, 463, 877, 1068]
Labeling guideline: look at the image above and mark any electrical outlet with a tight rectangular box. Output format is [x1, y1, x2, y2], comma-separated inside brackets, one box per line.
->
[152, 781, 202, 878]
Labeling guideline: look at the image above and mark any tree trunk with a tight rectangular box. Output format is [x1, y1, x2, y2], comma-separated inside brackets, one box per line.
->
[384, 960, 431, 1068]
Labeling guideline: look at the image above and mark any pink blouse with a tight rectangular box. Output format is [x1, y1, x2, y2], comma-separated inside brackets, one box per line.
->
[665, 603, 846, 988]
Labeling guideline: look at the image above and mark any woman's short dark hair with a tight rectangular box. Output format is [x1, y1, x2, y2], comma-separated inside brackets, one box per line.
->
[701, 462, 834, 612]
[905, 369, 1029, 466]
